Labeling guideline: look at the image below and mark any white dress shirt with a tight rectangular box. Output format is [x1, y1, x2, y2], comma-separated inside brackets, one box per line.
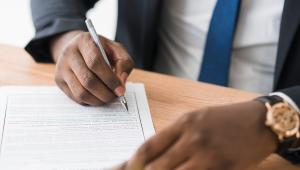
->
[154, 0, 285, 94]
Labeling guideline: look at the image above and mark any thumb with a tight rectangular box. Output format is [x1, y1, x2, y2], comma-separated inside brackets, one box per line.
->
[120, 72, 129, 86]
[115, 60, 133, 85]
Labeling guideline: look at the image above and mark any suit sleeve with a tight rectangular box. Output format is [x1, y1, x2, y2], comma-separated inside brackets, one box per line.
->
[279, 86, 300, 110]
[274, 86, 300, 164]
[25, 0, 99, 63]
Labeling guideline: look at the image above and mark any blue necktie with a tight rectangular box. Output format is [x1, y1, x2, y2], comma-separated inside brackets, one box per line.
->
[198, 0, 241, 86]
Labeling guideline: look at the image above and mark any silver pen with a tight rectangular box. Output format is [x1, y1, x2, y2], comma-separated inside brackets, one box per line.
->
[85, 19, 129, 111]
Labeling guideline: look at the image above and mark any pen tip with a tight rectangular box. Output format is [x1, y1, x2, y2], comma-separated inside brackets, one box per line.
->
[125, 102, 129, 111]
[120, 97, 129, 112]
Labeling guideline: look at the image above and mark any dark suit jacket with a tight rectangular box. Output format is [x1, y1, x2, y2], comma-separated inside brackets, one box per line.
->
[25, 0, 300, 163]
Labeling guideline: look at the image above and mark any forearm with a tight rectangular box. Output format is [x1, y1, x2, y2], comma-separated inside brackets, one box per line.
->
[30, 0, 98, 29]
[26, 0, 99, 62]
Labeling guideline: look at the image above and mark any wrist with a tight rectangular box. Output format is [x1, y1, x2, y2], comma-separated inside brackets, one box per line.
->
[50, 30, 84, 62]
[251, 100, 280, 150]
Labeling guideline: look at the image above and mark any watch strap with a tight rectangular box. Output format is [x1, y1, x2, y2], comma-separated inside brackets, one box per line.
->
[255, 95, 283, 106]
[255, 95, 300, 161]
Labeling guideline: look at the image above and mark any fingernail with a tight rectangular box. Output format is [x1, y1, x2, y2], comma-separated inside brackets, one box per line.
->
[114, 86, 125, 97]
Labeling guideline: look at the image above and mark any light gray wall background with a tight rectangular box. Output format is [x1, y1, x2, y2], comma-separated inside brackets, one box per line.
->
[0, 0, 118, 47]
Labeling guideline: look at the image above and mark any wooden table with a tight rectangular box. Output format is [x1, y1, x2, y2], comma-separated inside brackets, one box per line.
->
[0, 44, 299, 170]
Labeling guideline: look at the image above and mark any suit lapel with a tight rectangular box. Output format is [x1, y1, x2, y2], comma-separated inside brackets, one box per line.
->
[275, 0, 300, 88]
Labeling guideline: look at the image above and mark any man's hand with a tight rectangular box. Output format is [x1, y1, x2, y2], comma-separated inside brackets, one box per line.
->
[116, 101, 279, 170]
[51, 30, 134, 105]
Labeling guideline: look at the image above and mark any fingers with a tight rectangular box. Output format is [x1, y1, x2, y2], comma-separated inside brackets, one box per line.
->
[54, 32, 134, 105]
[56, 80, 76, 102]
[175, 153, 216, 170]
[101, 37, 134, 81]
[144, 135, 191, 170]
[125, 123, 182, 170]
[64, 70, 104, 105]
[69, 50, 116, 103]
[119, 72, 129, 86]
[78, 33, 124, 96]
[175, 158, 199, 170]
[115, 62, 131, 85]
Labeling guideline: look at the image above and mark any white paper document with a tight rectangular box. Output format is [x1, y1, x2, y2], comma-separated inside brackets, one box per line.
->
[0, 83, 155, 170]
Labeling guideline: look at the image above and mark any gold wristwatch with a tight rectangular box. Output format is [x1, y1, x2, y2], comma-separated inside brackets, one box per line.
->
[256, 95, 300, 154]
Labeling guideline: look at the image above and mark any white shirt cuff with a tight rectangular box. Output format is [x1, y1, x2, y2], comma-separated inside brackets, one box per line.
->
[270, 92, 300, 113]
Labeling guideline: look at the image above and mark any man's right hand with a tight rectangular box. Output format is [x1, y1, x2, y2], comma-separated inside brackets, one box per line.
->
[50, 30, 134, 106]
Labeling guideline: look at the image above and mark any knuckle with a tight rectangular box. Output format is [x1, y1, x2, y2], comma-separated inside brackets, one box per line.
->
[85, 52, 101, 71]
[180, 112, 195, 125]
[181, 108, 208, 125]
[85, 32, 93, 41]
[78, 32, 89, 40]
[77, 32, 91, 46]
[74, 89, 89, 103]
[54, 73, 61, 84]
[68, 36, 79, 49]
[62, 45, 73, 57]
[106, 77, 120, 89]
[188, 133, 203, 147]
[54, 77, 63, 87]
[62, 44, 77, 60]
[76, 32, 84, 40]
[69, 40, 78, 50]
[55, 67, 71, 85]
[84, 33, 95, 45]
[192, 129, 212, 149]
[81, 73, 95, 89]
[54, 72, 65, 86]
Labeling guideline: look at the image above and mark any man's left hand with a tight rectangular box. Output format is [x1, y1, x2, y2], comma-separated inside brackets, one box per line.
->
[114, 101, 279, 170]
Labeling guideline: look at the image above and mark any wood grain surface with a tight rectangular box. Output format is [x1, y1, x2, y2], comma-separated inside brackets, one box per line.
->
[0, 44, 299, 170]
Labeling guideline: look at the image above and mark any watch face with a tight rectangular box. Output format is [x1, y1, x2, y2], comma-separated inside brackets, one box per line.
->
[266, 102, 300, 140]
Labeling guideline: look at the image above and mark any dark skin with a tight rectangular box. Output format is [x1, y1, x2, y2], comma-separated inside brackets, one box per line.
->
[51, 31, 279, 170]
[113, 101, 279, 170]
[51, 30, 134, 105]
